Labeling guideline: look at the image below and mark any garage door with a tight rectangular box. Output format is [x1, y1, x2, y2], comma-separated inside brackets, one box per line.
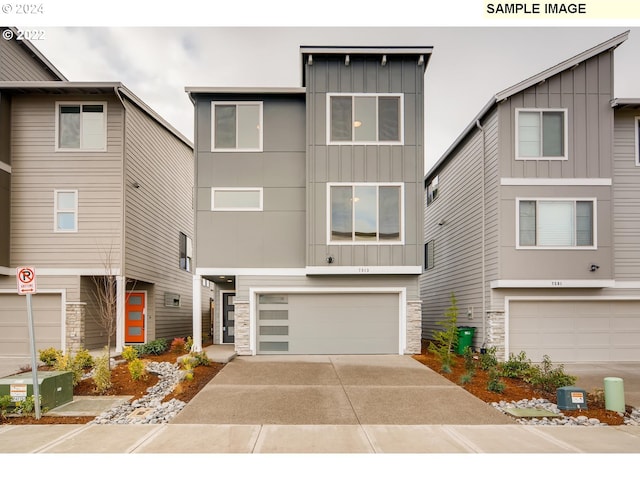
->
[509, 300, 640, 362]
[257, 293, 400, 354]
[0, 293, 62, 356]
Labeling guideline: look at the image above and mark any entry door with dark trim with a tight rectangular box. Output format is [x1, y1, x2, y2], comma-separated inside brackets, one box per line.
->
[222, 292, 235, 343]
[125, 292, 146, 343]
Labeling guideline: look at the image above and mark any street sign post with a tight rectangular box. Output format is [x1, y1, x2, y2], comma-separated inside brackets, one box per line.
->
[16, 266, 41, 419]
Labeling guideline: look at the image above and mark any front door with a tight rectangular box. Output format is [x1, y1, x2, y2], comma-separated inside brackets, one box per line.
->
[222, 292, 235, 343]
[125, 292, 146, 343]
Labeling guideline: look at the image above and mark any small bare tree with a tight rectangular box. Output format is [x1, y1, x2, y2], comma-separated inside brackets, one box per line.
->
[90, 245, 118, 368]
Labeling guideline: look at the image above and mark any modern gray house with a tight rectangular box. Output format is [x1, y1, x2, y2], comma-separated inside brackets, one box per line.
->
[421, 31, 640, 363]
[0, 27, 211, 360]
[187, 46, 431, 355]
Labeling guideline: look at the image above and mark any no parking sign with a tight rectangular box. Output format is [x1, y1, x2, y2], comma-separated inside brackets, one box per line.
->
[16, 266, 37, 295]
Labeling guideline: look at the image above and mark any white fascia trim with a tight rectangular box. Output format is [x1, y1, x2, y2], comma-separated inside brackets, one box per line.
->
[306, 266, 422, 275]
[0, 162, 10, 174]
[611, 281, 640, 289]
[5, 268, 122, 276]
[196, 268, 307, 277]
[0, 267, 11, 276]
[491, 279, 615, 289]
[249, 286, 407, 356]
[501, 178, 612, 186]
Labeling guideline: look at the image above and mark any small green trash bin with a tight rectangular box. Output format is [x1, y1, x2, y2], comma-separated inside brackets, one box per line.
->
[456, 327, 476, 354]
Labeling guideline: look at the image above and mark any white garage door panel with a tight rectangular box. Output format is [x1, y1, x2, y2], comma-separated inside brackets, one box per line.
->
[0, 294, 62, 356]
[257, 293, 399, 355]
[509, 300, 640, 362]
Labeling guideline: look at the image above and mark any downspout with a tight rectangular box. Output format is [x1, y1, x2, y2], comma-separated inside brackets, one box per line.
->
[114, 86, 127, 353]
[476, 119, 487, 347]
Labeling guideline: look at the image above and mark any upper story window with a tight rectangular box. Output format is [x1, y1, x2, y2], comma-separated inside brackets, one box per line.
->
[427, 175, 439, 205]
[56, 102, 107, 151]
[179, 232, 192, 272]
[328, 93, 403, 144]
[517, 198, 595, 249]
[211, 102, 263, 151]
[635, 116, 640, 166]
[211, 187, 263, 211]
[328, 183, 403, 244]
[425, 241, 435, 270]
[54, 189, 78, 232]
[516, 109, 567, 160]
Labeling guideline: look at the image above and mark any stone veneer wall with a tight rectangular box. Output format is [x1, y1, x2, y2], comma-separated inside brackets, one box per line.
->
[234, 301, 251, 355]
[486, 310, 506, 359]
[65, 302, 86, 353]
[406, 300, 422, 354]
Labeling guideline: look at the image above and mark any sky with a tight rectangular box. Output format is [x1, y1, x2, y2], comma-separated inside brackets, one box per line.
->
[16, 21, 638, 175]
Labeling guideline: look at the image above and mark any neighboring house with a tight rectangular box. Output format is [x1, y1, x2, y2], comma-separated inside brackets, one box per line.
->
[421, 31, 640, 363]
[187, 46, 431, 355]
[0, 27, 211, 360]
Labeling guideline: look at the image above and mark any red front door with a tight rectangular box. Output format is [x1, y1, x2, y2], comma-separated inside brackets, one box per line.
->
[125, 292, 145, 343]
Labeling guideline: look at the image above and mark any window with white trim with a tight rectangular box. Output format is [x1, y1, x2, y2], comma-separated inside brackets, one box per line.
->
[56, 102, 106, 151]
[179, 232, 192, 272]
[517, 199, 595, 248]
[328, 183, 403, 244]
[211, 188, 263, 211]
[635, 116, 640, 166]
[516, 109, 567, 159]
[328, 93, 403, 144]
[54, 190, 78, 232]
[425, 240, 434, 270]
[211, 102, 263, 151]
[426, 175, 439, 205]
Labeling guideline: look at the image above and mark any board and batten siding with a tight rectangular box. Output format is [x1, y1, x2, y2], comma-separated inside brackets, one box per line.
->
[305, 55, 424, 269]
[0, 29, 61, 81]
[613, 109, 640, 279]
[421, 108, 500, 345]
[194, 95, 306, 269]
[499, 50, 614, 180]
[122, 97, 195, 341]
[10, 95, 123, 269]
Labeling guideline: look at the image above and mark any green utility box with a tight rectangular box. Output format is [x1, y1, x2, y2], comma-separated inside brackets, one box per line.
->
[456, 327, 476, 354]
[0, 371, 73, 411]
[557, 386, 588, 411]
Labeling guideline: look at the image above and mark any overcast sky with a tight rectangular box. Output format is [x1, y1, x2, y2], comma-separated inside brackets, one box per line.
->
[28, 26, 640, 173]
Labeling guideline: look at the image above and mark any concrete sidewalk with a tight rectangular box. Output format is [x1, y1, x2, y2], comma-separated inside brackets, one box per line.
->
[1, 423, 639, 453]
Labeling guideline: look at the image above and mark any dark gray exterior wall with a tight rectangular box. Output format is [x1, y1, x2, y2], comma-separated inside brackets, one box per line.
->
[304, 55, 425, 268]
[194, 94, 306, 268]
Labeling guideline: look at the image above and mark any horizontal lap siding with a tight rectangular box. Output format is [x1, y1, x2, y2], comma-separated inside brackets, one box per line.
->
[10, 95, 123, 268]
[123, 98, 194, 341]
[0, 31, 60, 81]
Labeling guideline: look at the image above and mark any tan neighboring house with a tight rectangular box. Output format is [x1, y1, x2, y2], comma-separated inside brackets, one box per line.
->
[0, 27, 211, 362]
[421, 30, 640, 363]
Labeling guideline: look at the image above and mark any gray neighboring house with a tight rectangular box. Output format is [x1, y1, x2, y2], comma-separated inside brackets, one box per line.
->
[187, 46, 431, 355]
[0, 27, 211, 361]
[421, 30, 640, 363]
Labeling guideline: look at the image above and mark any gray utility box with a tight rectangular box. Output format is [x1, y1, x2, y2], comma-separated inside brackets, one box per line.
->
[0, 371, 73, 411]
[557, 386, 588, 411]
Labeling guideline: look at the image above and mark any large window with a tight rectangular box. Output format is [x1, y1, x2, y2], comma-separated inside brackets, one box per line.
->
[516, 109, 567, 159]
[517, 199, 595, 249]
[328, 94, 403, 144]
[328, 183, 403, 244]
[179, 232, 192, 272]
[211, 102, 262, 151]
[211, 188, 263, 211]
[56, 102, 106, 151]
[54, 190, 78, 232]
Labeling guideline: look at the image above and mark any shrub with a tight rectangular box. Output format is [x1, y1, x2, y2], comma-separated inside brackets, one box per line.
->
[128, 358, 147, 381]
[185, 336, 194, 352]
[479, 346, 498, 371]
[39, 347, 62, 367]
[73, 348, 94, 369]
[462, 346, 476, 375]
[14, 395, 42, 416]
[524, 355, 576, 394]
[487, 367, 506, 393]
[500, 351, 531, 378]
[133, 338, 168, 356]
[53, 351, 84, 386]
[170, 337, 187, 354]
[121, 345, 138, 362]
[427, 292, 459, 373]
[93, 348, 112, 394]
[0, 395, 12, 418]
[459, 372, 474, 385]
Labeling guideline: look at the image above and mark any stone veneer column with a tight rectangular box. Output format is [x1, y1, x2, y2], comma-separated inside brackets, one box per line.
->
[486, 310, 506, 359]
[405, 300, 422, 354]
[65, 302, 86, 353]
[233, 300, 251, 355]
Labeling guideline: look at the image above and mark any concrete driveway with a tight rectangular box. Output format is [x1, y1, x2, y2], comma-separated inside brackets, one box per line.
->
[170, 355, 515, 425]
[565, 363, 640, 408]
